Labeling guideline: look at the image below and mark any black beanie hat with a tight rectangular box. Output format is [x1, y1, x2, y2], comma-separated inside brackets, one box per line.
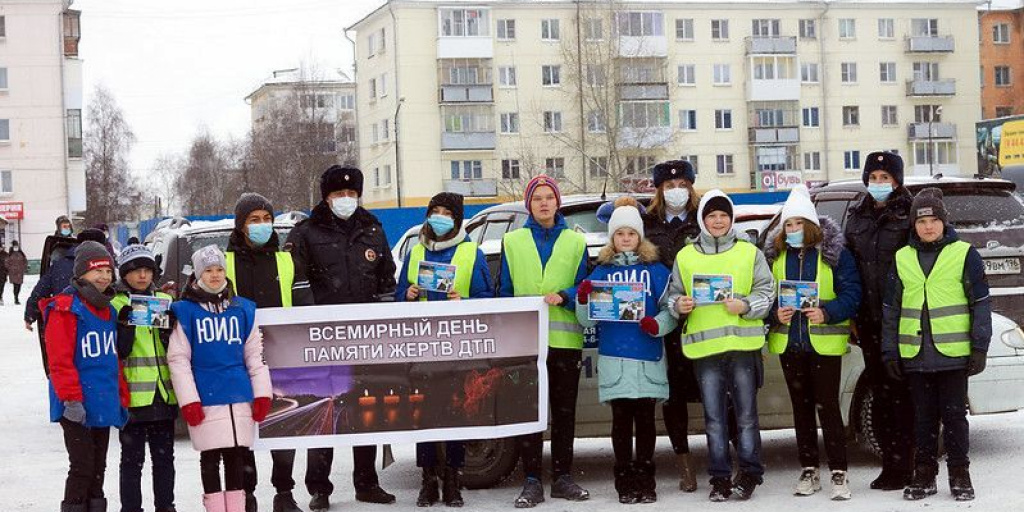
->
[702, 196, 733, 220]
[320, 165, 364, 199]
[74, 241, 114, 279]
[911, 187, 948, 224]
[76, 228, 106, 245]
[862, 151, 905, 186]
[55, 215, 71, 228]
[427, 192, 465, 231]
[234, 192, 274, 231]
[653, 160, 696, 188]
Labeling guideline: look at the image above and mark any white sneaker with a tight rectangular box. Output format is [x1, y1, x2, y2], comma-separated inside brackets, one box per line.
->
[794, 467, 821, 496]
[830, 470, 852, 501]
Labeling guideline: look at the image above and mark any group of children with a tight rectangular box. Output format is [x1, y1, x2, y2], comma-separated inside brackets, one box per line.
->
[43, 155, 990, 512]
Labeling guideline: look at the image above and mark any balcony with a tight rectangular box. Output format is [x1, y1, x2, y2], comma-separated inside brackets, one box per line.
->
[745, 36, 797, 55]
[439, 59, 493, 103]
[905, 35, 955, 53]
[908, 122, 957, 140]
[906, 79, 956, 96]
[748, 127, 800, 144]
[444, 178, 498, 197]
[438, 37, 493, 59]
[748, 78, 800, 101]
[441, 132, 496, 151]
[617, 126, 674, 149]
[618, 83, 669, 101]
[617, 35, 668, 58]
[440, 84, 493, 103]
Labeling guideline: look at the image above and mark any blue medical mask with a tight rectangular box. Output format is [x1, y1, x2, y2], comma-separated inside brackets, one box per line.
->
[786, 230, 804, 248]
[867, 183, 894, 202]
[247, 222, 273, 246]
[427, 215, 455, 237]
[60, 228, 72, 237]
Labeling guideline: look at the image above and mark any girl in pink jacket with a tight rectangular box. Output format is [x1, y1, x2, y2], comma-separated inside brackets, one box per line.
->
[168, 245, 272, 512]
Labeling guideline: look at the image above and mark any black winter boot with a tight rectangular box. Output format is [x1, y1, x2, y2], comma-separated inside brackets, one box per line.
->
[417, 467, 440, 507]
[614, 463, 638, 504]
[949, 466, 975, 501]
[903, 465, 938, 501]
[731, 472, 763, 500]
[87, 498, 107, 512]
[870, 467, 912, 491]
[708, 477, 732, 502]
[442, 467, 464, 507]
[355, 485, 396, 505]
[272, 492, 303, 512]
[635, 461, 657, 504]
[61, 502, 88, 512]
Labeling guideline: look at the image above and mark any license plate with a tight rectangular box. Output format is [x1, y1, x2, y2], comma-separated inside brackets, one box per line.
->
[985, 257, 1022, 275]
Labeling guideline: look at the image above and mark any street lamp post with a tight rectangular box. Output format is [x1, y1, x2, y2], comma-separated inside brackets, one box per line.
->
[394, 97, 405, 207]
[928, 105, 943, 176]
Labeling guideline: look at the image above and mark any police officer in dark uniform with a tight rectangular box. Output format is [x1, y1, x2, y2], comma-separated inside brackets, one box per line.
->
[285, 166, 397, 511]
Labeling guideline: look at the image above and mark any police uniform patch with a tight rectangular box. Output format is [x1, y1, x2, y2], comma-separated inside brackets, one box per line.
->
[365, 249, 377, 262]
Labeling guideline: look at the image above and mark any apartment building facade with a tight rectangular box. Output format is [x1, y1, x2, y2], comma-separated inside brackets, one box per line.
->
[0, 0, 84, 259]
[980, 0, 1024, 119]
[350, 0, 982, 207]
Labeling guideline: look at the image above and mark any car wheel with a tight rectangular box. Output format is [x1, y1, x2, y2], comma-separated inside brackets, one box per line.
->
[853, 383, 882, 458]
[460, 437, 520, 490]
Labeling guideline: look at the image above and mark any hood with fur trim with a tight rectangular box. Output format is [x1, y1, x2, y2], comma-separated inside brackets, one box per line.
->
[763, 215, 846, 267]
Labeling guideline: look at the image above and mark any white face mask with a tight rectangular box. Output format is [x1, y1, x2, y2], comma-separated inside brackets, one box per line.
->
[664, 187, 690, 211]
[330, 196, 358, 220]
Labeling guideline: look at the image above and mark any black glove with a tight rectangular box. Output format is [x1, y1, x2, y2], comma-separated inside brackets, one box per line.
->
[967, 350, 987, 376]
[884, 360, 904, 381]
[117, 305, 132, 325]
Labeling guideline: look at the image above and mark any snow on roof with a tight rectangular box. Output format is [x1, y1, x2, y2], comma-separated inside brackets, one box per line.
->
[981, 0, 1024, 10]
[246, 68, 354, 101]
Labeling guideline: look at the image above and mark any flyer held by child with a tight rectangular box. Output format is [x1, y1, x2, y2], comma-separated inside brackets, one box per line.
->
[691, 274, 734, 305]
[129, 294, 172, 328]
[588, 281, 645, 323]
[417, 260, 457, 293]
[779, 280, 820, 309]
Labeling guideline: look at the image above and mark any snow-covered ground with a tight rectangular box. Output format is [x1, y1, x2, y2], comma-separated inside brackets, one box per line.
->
[3, 275, 1024, 511]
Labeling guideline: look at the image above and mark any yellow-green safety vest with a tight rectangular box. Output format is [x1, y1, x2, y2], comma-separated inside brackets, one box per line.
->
[895, 240, 972, 359]
[225, 251, 295, 308]
[407, 241, 478, 299]
[676, 241, 766, 359]
[111, 292, 178, 408]
[503, 227, 587, 349]
[767, 250, 850, 355]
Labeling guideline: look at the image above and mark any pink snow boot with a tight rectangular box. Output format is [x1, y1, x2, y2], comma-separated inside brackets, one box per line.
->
[203, 492, 226, 512]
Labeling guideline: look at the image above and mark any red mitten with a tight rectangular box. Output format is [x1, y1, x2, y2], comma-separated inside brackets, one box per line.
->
[639, 316, 660, 336]
[181, 402, 205, 427]
[577, 280, 593, 304]
[252, 397, 271, 422]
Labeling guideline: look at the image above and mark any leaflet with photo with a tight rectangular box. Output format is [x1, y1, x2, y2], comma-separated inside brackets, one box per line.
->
[417, 261, 458, 293]
[691, 274, 734, 305]
[129, 294, 172, 329]
[588, 281, 645, 323]
[779, 280, 820, 309]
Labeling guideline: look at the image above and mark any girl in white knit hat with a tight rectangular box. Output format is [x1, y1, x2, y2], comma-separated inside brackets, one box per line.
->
[574, 196, 676, 505]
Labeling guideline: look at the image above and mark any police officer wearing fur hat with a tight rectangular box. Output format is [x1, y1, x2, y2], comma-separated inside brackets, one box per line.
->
[285, 165, 397, 510]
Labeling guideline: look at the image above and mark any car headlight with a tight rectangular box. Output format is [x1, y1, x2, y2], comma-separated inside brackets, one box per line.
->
[1001, 326, 1024, 349]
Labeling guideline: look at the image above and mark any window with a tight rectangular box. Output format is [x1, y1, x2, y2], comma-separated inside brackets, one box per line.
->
[338, 94, 355, 109]
[367, 32, 377, 57]
[541, 19, 560, 41]
[585, 18, 603, 41]
[844, 150, 861, 170]
[543, 111, 563, 132]
[803, 152, 821, 171]
[716, 154, 734, 175]
[368, 78, 377, 99]
[911, 19, 938, 37]
[839, 18, 856, 39]
[679, 109, 697, 130]
[880, 62, 896, 83]
[500, 113, 519, 134]
[752, 57, 778, 80]
[996, 106, 1014, 118]
[440, 8, 490, 37]
[711, 19, 729, 40]
[801, 62, 819, 83]
[625, 156, 657, 175]
[371, 123, 379, 143]
[877, 18, 894, 39]
[382, 165, 392, 186]
[914, 141, 957, 166]
[497, 19, 516, 40]
[713, 64, 731, 85]
[994, 23, 1011, 44]
[913, 62, 940, 81]
[752, 19, 780, 37]
[379, 73, 388, 97]
[842, 106, 860, 126]
[841, 62, 858, 83]
[755, 108, 785, 127]
[450, 160, 483, 180]
[67, 109, 83, 157]
[502, 159, 521, 179]
[799, 19, 816, 39]
[881, 105, 898, 126]
[615, 12, 665, 37]
[587, 111, 606, 132]
[681, 155, 699, 173]
[676, 18, 694, 40]
[380, 119, 389, 141]
[373, 166, 392, 188]
[0, 68, 7, 90]
[545, 157, 565, 177]
[0, 16, 5, 38]
[677, 64, 696, 85]
[0, 170, 11, 194]
[802, 107, 820, 127]
[620, 102, 670, 129]
[996, 66, 1012, 87]
[498, 66, 517, 87]
[714, 109, 732, 130]
[915, 105, 942, 122]
[589, 157, 608, 178]
[586, 65, 606, 86]
[443, 106, 493, 133]
[542, 65, 561, 86]
[377, 28, 386, 54]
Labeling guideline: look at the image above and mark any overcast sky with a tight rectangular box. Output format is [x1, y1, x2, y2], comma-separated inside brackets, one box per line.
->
[76, 0, 383, 174]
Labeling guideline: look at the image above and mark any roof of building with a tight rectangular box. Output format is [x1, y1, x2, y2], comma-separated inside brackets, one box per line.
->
[980, 0, 1024, 10]
[245, 68, 354, 101]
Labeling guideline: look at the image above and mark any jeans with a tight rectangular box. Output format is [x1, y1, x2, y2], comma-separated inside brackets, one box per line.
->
[416, 441, 466, 468]
[780, 351, 848, 471]
[907, 370, 970, 473]
[119, 420, 176, 512]
[518, 347, 582, 480]
[61, 419, 110, 503]
[694, 351, 764, 478]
